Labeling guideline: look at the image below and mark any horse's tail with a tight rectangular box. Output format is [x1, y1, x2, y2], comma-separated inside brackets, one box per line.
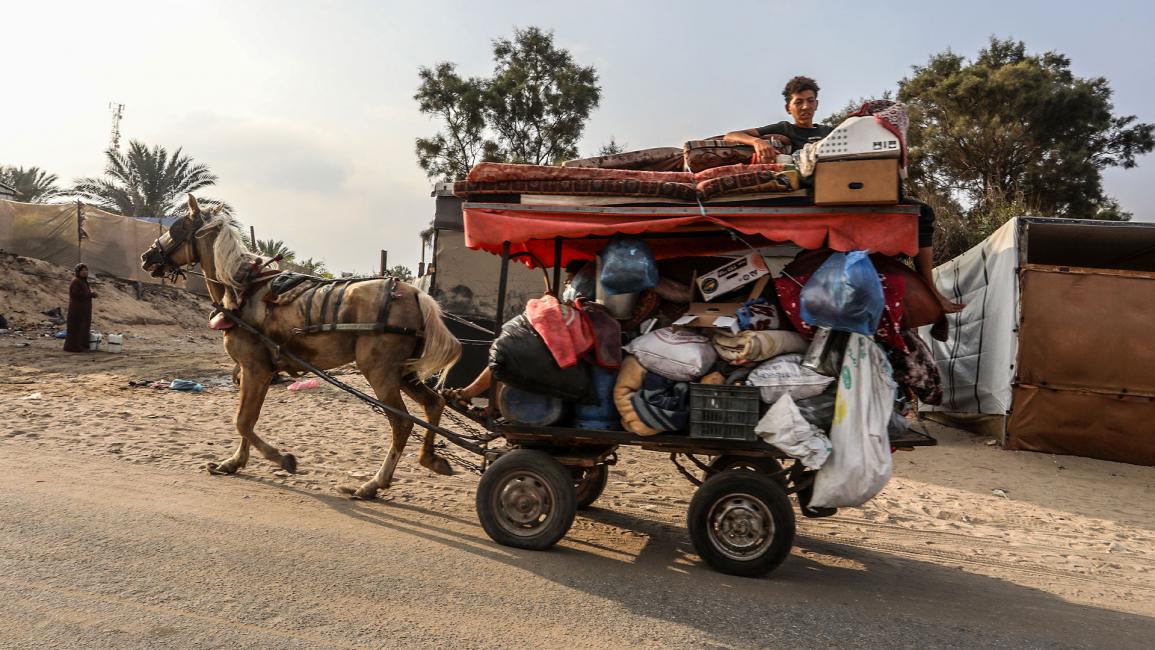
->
[406, 291, 462, 388]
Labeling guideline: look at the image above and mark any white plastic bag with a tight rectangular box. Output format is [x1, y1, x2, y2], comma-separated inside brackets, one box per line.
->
[623, 327, 716, 382]
[809, 333, 896, 508]
[755, 393, 832, 470]
[747, 353, 835, 403]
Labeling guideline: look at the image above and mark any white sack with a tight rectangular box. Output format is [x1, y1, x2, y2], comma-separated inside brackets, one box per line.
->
[755, 393, 832, 470]
[747, 353, 835, 403]
[810, 333, 896, 508]
[624, 327, 716, 382]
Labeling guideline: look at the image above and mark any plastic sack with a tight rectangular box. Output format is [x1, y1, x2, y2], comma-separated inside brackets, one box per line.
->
[624, 327, 716, 382]
[746, 353, 835, 403]
[568, 263, 597, 301]
[490, 314, 594, 403]
[755, 393, 832, 470]
[800, 251, 884, 336]
[795, 389, 836, 432]
[809, 333, 896, 508]
[599, 238, 658, 296]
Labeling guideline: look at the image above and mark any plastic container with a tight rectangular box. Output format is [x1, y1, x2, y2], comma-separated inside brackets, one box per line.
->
[88, 331, 103, 352]
[688, 384, 762, 441]
[497, 385, 566, 427]
[106, 333, 124, 353]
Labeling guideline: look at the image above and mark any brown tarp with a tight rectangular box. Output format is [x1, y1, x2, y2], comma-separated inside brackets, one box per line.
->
[0, 199, 206, 293]
[1007, 264, 1155, 465]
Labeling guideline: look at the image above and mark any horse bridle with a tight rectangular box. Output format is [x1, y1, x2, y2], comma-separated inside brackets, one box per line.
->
[150, 213, 207, 281]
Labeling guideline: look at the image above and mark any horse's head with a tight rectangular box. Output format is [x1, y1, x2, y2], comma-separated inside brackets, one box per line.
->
[141, 195, 215, 279]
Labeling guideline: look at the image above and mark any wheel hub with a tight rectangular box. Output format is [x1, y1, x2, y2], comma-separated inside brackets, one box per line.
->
[498, 474, 552, 529]
[709, 494, 773, 560]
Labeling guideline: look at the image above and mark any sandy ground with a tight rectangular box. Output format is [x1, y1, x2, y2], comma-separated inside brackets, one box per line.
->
[2, 254, 1154, 648]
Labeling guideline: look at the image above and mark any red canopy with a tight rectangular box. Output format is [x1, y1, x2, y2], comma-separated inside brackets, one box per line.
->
[463, 203, 919, 267]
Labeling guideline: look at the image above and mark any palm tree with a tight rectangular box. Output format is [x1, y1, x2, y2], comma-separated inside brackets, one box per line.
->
[253, 238, 295, 261]
[0, 166, 64, 203]
[72, 141, 232, 220]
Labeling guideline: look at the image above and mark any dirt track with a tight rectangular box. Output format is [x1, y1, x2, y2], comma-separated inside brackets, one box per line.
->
[2, 256, 1155, 648]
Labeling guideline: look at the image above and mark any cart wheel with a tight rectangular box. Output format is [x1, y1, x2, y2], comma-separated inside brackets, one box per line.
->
[688, 470, 796, 578]
[573, 465, 609, 510]
[704, 455, 785, 487]
[476, 449, 577, 551]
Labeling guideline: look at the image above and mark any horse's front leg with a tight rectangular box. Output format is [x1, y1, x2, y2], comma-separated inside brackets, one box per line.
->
[207, 363, 297, 475]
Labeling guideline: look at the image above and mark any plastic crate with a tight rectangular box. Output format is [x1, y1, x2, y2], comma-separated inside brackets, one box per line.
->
[689, 384, 762, 441]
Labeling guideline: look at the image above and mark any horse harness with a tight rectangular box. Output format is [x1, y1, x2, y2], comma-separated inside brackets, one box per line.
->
[281, 274, 424, 338]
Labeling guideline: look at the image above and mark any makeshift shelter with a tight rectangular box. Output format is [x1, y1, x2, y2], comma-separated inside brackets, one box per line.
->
[923, 217, 1155, 466]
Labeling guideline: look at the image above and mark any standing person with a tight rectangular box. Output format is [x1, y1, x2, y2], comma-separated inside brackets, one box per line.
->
[63, 263, 96, 352]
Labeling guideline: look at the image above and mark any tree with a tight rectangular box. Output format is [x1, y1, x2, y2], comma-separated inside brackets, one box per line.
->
[596, 137, 625, 157]
[285, 257, 328, 277]
[73, 141, 233, 220]
[253, 238, 295, 261]
[0, 166, 64, 203]
[387, 265, 414, 282]
[415, 27, 601, 180]
[899, 37, 1152, 226]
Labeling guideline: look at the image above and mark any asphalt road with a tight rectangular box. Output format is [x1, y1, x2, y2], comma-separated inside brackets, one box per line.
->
[2, 447, 1152, 649]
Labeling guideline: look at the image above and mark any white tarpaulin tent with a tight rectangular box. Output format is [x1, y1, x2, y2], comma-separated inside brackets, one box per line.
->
[922, 217, 1155, 466]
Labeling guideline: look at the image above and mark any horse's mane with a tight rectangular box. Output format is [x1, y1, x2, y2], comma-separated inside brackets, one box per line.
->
[200, 214, 272, 289]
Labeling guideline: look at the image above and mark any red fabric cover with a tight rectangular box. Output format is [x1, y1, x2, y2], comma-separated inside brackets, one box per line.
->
[525, 295, 594, 369]
[693, 163, 786, 182]
[463, 206, 919, 268]
[467, 162, 693, 184]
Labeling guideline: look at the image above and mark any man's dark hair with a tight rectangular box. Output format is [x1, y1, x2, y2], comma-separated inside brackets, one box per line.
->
[783, 76, 820, 103]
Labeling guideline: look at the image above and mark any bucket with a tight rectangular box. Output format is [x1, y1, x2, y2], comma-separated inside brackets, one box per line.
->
[106, 333, 124, 353]
[88, 331, 103, 352]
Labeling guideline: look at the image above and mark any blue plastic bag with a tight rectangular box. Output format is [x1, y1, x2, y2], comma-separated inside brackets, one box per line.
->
[800, 251, 884, 336]
[599, 238, 658, 296]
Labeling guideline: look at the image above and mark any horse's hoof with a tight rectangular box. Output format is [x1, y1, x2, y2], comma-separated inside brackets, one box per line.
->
[280, 453, 298, 474]
[207, 462, 237, 476]
[421, 454, 455, 477]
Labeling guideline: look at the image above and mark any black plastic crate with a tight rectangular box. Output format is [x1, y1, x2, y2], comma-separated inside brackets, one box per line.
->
[689, 384, 762, 441]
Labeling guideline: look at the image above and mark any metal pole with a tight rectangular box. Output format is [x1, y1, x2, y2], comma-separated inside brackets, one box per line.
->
[250, 225, 256, 250]
[380, 250, 388, 277]
[552, 236, 563, 297]
[488, 241, 512, 429]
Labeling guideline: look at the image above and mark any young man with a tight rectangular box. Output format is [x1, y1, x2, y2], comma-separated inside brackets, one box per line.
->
[726, 76, 964, 336]
[724, 75, 832, 160]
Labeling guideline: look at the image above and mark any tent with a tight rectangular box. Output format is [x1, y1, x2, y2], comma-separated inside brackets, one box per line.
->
[923, 217, 1155, 466]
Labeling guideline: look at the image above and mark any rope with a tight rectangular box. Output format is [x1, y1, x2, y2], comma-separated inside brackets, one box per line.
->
[440, 311, 496, 336]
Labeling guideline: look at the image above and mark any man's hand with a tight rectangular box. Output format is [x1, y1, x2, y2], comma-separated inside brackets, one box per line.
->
[751, 138, 778, 163]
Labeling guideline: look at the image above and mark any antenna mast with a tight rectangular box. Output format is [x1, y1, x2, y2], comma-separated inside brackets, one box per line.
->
[108, 102, 125, 151]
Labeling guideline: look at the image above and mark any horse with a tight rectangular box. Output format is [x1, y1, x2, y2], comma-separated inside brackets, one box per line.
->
[141, 195, 461, 499]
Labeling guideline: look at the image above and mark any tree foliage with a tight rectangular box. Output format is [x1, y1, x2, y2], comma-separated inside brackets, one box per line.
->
[415, 27, 601, 180]
[0, 166, 64, 203]
[899, 37, 1153, 227]
[73, 141, 232, 220]
[387, 265, 414, 282]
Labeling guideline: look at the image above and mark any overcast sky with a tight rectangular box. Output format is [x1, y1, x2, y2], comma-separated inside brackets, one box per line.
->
[3, 0, 1152, 274]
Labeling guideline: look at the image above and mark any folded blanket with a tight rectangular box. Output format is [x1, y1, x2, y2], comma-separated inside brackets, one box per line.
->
[683, 140, 755, 173]
[563, 147, 685, 172]
[693, 162, 786, 182]
[712, 330, 808, 366]
[467, 162, 693, 184]
[453, 179, 698, 201]
[697, 169, 801, 199]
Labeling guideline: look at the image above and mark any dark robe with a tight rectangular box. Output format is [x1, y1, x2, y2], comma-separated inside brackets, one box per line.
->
[63, 277, 94, 352]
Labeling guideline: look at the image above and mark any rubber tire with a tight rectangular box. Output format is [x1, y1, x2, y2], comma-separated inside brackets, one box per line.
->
[688, 470, 796, 578]
[574, 465, 609, 510]
[476, 449, 577, 551]
[705, 455, 783, 476]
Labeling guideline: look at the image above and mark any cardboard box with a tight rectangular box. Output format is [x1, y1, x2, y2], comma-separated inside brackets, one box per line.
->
[814, 158, 900, 205]
[695, 252, 770, 302]
[677, 276, 769, 333]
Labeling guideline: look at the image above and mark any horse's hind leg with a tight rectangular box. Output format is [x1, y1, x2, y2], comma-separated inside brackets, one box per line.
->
[345, 340, 412, 499]
[208, 363, 297, 475]
[401, 374, 453, 476]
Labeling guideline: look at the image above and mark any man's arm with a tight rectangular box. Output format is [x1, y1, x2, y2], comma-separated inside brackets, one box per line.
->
[723, 127, 787, 162]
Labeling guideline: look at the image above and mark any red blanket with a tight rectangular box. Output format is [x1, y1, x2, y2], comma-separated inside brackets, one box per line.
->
[525, 295, 594, 369]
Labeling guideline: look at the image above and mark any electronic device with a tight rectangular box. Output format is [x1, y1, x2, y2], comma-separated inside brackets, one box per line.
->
[815, 116, 901, 160]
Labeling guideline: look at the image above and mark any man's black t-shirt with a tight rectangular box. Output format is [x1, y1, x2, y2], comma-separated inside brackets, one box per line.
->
[755, 121, 833, 151]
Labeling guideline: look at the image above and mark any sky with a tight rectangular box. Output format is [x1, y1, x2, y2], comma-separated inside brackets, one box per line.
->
[3, 0, 1153, 274]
